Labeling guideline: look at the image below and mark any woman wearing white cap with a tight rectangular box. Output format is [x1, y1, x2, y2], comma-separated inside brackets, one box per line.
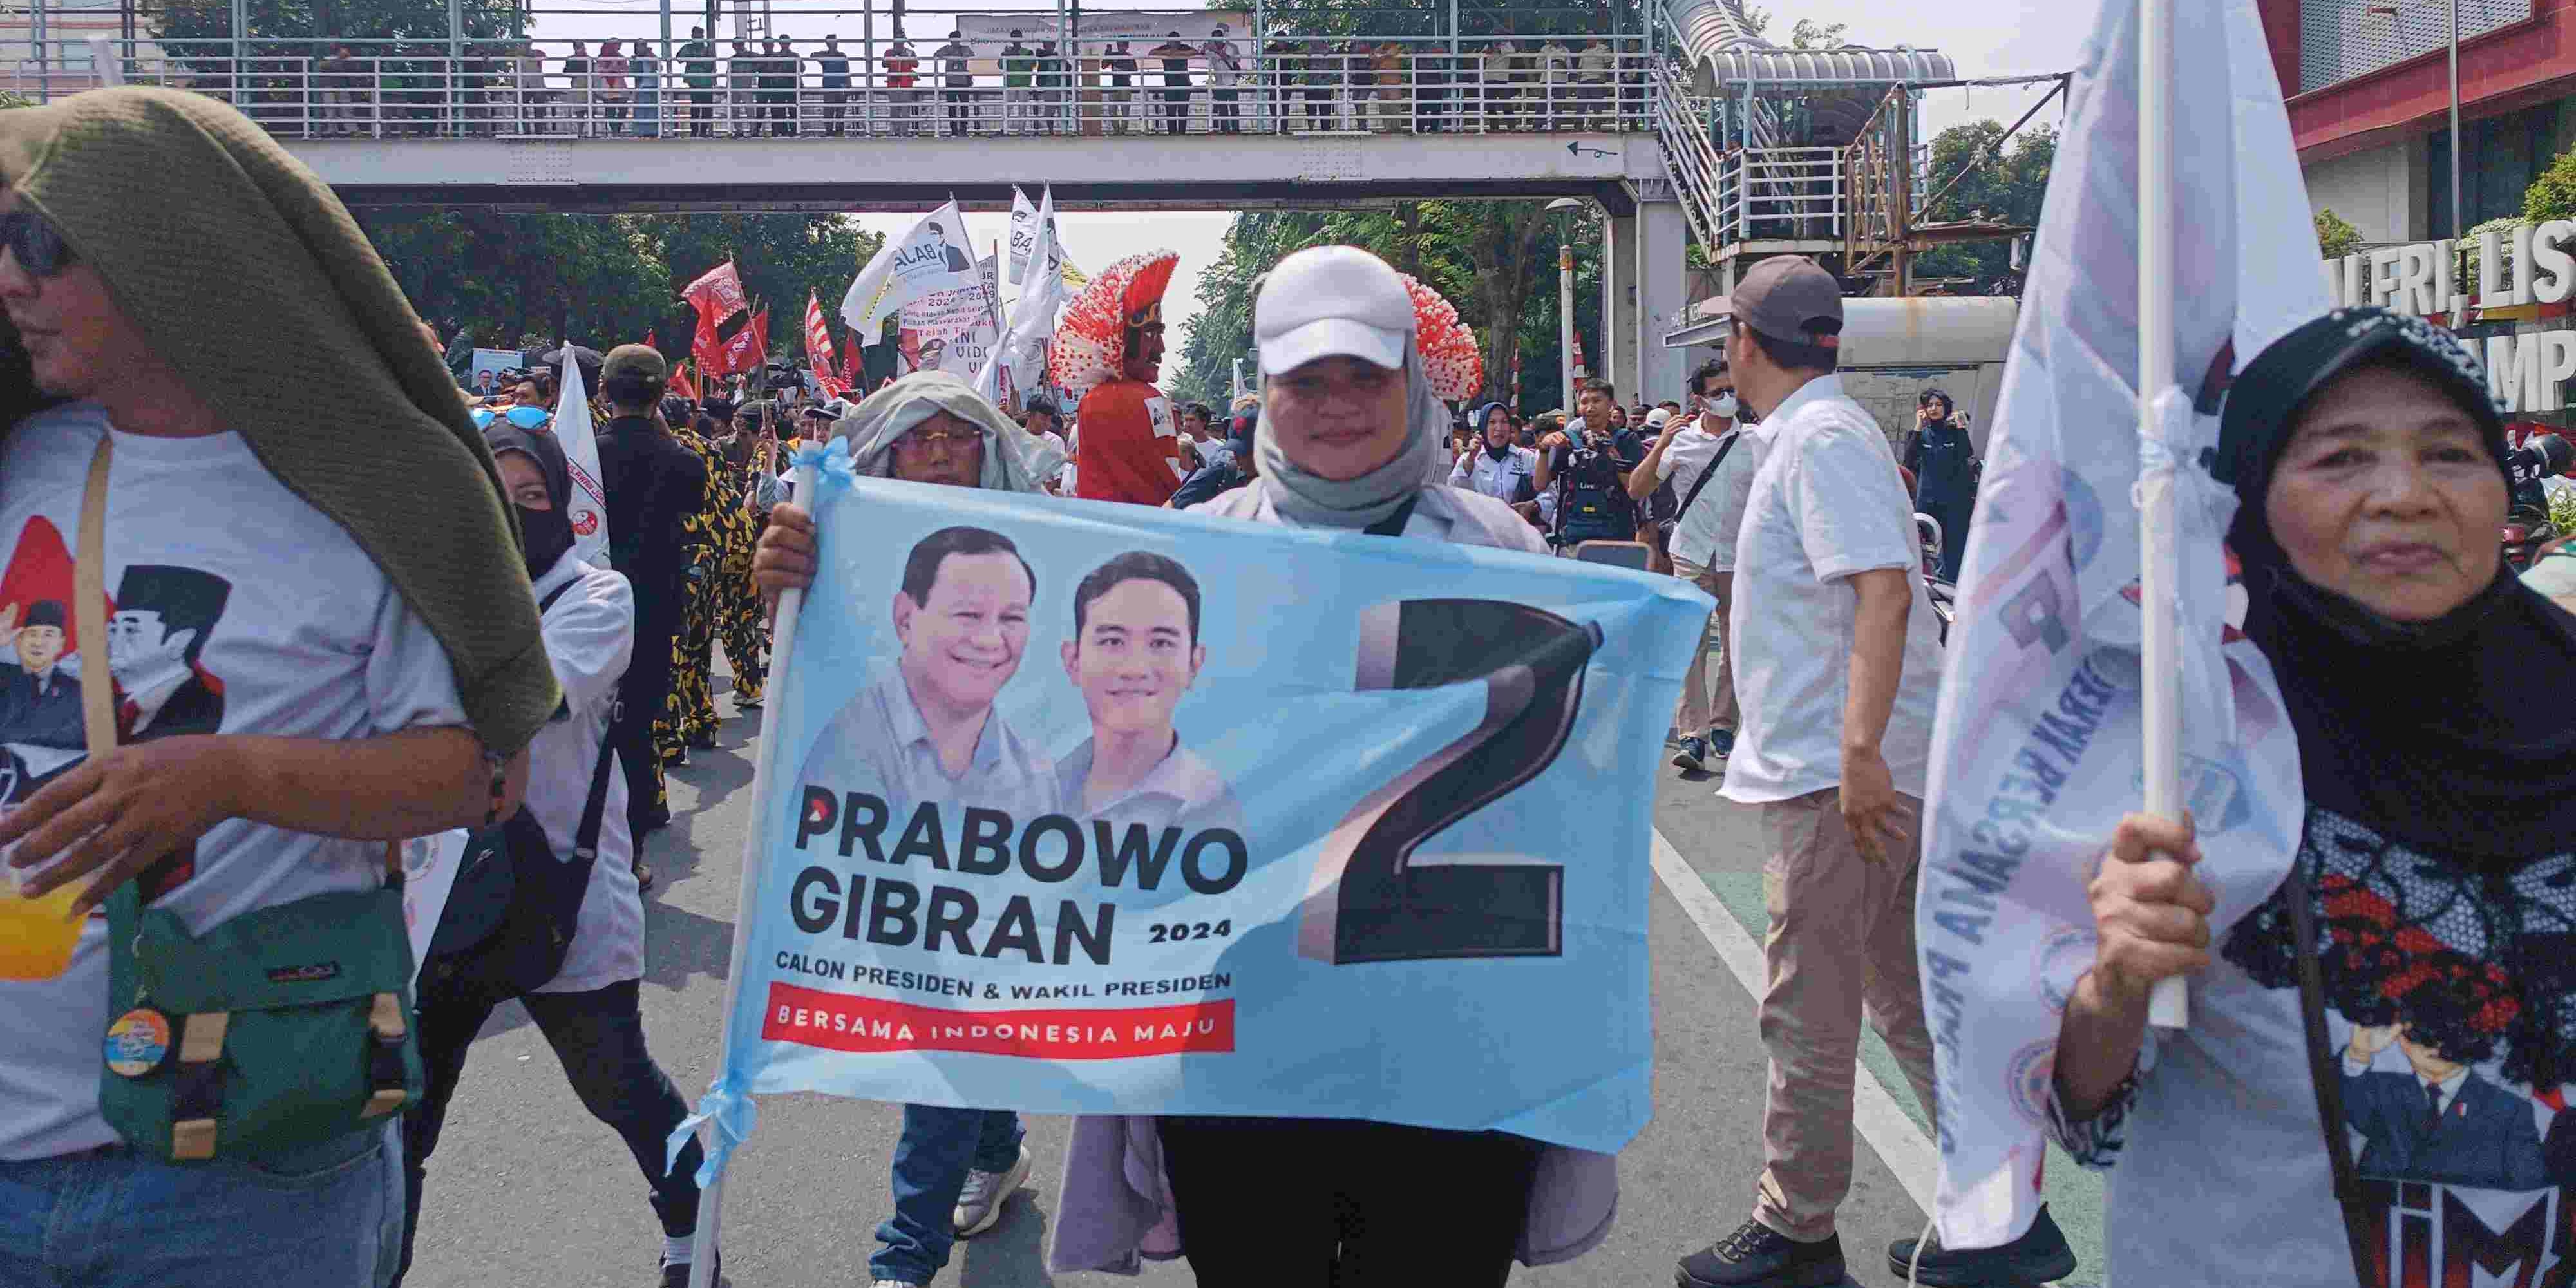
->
[1045, 246, 1615, 1285]
[1189, 245, 1549, 549]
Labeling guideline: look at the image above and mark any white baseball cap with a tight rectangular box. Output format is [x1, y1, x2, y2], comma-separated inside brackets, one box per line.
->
[1255, 245, 1415, 376]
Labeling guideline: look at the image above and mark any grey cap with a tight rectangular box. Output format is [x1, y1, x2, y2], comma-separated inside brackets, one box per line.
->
[1716, 256, 1843, 348]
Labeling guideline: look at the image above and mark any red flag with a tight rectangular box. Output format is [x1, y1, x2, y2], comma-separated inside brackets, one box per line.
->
[683, 261, 748, 327]
[670, 361, 699, 402]
[643, 329, 658, 352]
[803, 290, 847, 395]
[843, 336, 864, 391]
[693, 308, 723, 377]
[717, 307, 769, 379]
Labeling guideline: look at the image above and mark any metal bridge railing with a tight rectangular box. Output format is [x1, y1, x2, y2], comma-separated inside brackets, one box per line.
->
[5, 39, 1660, 142]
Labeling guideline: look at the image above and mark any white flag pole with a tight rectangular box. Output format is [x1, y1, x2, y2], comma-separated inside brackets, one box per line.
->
[2137, 0, 2189, 1031]
[687, 457, 820, 1288]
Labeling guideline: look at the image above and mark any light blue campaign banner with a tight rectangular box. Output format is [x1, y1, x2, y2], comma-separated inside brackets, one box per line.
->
[708, 462, 1709, 1160]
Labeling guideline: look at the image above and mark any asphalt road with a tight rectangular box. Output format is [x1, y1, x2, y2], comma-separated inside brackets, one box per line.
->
[399, 665, 1971, 1288]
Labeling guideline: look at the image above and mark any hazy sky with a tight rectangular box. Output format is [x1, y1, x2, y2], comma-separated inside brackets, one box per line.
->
[564, 0, 2099, 346]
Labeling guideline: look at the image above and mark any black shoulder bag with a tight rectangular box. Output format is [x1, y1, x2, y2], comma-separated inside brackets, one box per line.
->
[1658, 431, 1741, 539]
[2284, 863, 2382, 1285]
[421, 582, 620, 1003]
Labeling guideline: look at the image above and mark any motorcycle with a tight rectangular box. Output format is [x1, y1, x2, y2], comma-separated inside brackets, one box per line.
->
[2505, 509, 2562, 574]
[2505, 434, 2574, 574]
[1917, 512, 1957, 643]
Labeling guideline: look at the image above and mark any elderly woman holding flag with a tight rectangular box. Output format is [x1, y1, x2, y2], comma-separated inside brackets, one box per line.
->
[748, 369, 1062, 1288]
[1995, 308, 2576, 1287]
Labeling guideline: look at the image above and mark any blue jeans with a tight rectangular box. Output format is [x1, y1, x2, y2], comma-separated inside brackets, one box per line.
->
[0, 1125, 402, 1287]
[870, 1104, 1023, 1285]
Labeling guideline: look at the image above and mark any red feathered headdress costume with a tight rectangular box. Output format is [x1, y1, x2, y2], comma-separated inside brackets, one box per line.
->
[1400, 272, 1483, 402]
[1048, 250, 1180, 396]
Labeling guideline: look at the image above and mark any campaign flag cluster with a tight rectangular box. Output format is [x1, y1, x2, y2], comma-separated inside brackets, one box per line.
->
[982, 185, 1072, 404]
[683, 463, 1710, 1187]
[843, 201, 980, 339]
[1008, 185, 1088, 289]
[1916, 0, 2320, 1250]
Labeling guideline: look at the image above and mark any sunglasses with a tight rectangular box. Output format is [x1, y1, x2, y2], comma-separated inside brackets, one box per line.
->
[0, 209, 76, 278]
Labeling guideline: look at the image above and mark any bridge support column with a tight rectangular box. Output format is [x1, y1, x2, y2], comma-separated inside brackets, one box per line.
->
[1605, 190, 1690, 402]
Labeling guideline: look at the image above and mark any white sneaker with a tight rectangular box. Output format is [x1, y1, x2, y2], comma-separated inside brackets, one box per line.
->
[871, 1280, 923, 1288]
[951, 1144, 1032, 1237]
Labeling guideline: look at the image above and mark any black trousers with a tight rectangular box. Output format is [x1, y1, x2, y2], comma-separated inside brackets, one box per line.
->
[688, 88, 713, 134]
[1162, 86, 1190, 133]
[944, 88, 971, 133]
[615, 605, 680, 837]
[1157, 1117, 1541, 1287]
[1213, 88, 1239, 131]
[395, 980, 705, 1284]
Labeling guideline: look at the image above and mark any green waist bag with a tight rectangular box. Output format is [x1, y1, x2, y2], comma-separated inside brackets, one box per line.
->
[97, 856, 423, 1164]
[71, 431, 422, 1164]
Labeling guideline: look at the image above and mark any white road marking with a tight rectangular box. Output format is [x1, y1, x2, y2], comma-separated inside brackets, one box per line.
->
[1650, 826, 1941, 1217]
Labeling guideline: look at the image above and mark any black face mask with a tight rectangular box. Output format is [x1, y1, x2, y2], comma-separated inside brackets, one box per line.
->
[483, 425, 578, 583]
[515, 500, 574, 583]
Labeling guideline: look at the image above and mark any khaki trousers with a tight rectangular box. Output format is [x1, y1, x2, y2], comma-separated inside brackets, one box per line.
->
[1753, 788, 1940, 1242]
[1670, 555, 1736, 738]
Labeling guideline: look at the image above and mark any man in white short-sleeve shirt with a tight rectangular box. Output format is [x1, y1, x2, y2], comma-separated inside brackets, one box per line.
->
[1632, 357, 1761, 772]
[1680, 258, 2040, 1288]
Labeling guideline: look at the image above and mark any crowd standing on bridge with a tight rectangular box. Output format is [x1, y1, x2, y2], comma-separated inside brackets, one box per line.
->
[14, 74, 2576, 1288]
[159, 30, 1653, 140]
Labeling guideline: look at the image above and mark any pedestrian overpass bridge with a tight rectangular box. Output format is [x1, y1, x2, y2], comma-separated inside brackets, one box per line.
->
[24, 0, 2036, 400]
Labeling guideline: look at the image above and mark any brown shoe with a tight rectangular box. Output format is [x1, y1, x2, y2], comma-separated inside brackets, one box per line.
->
[633, 860, 656, 894]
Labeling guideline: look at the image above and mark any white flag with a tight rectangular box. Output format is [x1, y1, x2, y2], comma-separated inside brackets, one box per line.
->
[842, 201, 979, 339]
[980, 185, 1069, 403]
[1007, 186, 1039, 286]
[554, 348, 612, 569]
[1917, 0, 2319, 1250]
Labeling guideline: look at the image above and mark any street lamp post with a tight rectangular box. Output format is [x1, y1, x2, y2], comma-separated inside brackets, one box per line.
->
[1547, 197, 1584, 412]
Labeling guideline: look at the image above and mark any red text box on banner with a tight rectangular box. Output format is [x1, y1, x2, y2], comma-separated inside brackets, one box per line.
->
[763, 982, 1235, 1059]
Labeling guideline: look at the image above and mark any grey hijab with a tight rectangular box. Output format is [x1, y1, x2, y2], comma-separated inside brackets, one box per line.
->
[830, 369, 1066, 493]
[1253, 348, 1451, 529]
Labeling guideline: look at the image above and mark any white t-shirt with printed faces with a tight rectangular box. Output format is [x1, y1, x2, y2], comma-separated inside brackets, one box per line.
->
[1719, 375, 1944, 805]
[0, 402, 468, 1160]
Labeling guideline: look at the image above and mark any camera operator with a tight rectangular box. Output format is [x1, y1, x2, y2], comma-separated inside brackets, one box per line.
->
[1531, 377, 1645, 547]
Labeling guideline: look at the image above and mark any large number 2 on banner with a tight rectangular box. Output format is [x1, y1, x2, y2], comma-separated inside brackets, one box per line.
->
[1296, 600, 1602, 965]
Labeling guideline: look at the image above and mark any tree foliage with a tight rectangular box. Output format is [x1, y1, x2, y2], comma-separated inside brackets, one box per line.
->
[155, 0, 524, 52]
[1171, 200, 1603, 413]
[2313, 207, 2364, 261]
[2526, 144, 2576, 225]
[355, 211, 879, 364]
[1912, 118, 2056, 292]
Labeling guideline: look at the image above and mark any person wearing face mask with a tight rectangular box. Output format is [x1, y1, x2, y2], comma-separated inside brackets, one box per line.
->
[1983, 307, 2576, 1288]
[400, 424, 711, 1288]
[1633, 358, 1757, 773]
[1042, 246, 1612, 1287]
[1448, 399, 1539, 504]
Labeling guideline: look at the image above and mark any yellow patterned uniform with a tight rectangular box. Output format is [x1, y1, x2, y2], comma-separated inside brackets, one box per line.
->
[715, 457, 771, 706]
[656, 425, 744, 759]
